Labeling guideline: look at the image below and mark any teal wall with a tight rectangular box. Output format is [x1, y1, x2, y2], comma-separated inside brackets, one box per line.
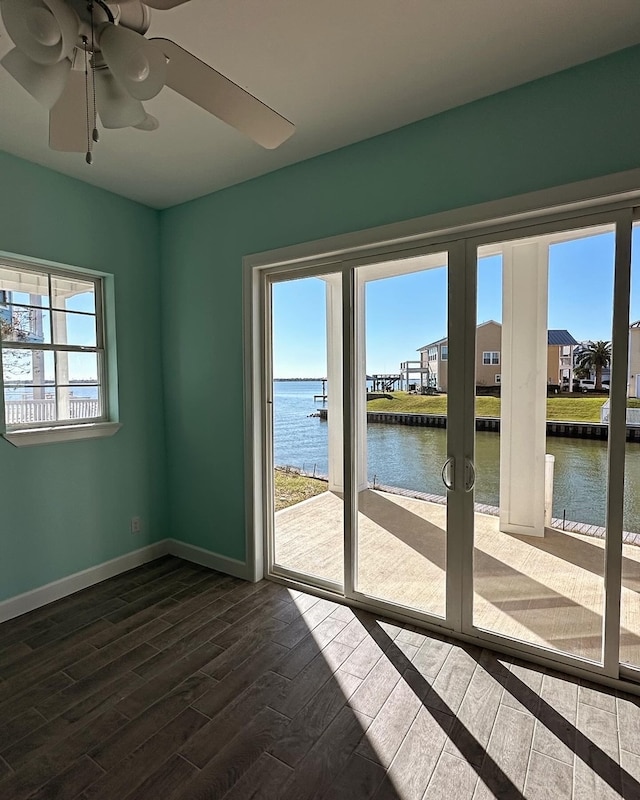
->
[0, 151, 166, 601]
[160, 45, 640, 561]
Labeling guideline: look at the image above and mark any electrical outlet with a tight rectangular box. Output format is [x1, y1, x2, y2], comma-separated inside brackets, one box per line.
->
[130, 516, 142, 534]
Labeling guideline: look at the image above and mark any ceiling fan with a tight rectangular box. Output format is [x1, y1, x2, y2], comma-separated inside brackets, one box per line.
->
[0, 0, 295, 162]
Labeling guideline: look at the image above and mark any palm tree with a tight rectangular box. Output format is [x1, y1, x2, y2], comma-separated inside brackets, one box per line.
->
[575, 340, 612, 391]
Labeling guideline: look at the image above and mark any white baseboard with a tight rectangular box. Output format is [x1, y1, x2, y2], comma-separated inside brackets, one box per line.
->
[166, 539, 252, 581]
[0, 539, 253, 624]
[0, 540, 170, 624]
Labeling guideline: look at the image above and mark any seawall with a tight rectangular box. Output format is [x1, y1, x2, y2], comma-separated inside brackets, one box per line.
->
[317, 409, 640, 442]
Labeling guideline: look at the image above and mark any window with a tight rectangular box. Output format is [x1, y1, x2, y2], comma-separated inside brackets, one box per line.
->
[495, 374, 501, 384]
[440, 345, 448, 361]
[482, 351, 500, 365]
[428, 346, 438, 360]
[0, 262, 107, 432]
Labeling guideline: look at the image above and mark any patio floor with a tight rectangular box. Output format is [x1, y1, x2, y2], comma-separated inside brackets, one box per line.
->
[275, 489, 640, 665]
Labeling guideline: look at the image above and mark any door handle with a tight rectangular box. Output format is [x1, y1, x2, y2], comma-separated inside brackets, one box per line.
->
[441, 457, 454, 491]
[464, 458, 476, 492]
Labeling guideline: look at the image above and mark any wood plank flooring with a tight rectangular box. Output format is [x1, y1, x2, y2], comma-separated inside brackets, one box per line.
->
[2, 556, 640, 798]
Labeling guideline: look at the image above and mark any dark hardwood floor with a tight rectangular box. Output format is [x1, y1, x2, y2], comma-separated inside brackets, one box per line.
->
[1, 556, 640, 799]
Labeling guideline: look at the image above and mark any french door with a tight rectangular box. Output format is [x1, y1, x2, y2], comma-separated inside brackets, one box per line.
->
[260, 206, 640, 685]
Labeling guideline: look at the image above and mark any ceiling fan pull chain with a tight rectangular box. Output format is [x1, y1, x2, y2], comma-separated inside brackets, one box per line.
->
[82, 35, 93, 164]
[90, 3, 99, 144]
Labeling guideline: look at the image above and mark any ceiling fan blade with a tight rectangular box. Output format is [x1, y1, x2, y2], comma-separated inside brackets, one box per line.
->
[141, 0, 192, 8]
[49, 70, 86, 151]
[151, 38, 295, 149]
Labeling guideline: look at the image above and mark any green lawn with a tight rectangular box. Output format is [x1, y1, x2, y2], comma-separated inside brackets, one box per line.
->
[367, 392, 640, 423]
[274, 468, 327, 511]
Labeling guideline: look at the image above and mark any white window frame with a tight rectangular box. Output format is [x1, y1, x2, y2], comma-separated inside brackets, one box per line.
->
[0, 256, 120, 446]
[495, 373, 501, 384]
[440, 345, 448, 361]
[482, 350, 500, 365]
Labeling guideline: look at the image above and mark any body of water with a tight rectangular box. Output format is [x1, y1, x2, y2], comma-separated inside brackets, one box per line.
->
[273, 380, 640, 531]
[4, 385, 98, 400]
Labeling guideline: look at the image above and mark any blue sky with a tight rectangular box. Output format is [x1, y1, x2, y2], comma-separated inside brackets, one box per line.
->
[272, 227, 640, 378]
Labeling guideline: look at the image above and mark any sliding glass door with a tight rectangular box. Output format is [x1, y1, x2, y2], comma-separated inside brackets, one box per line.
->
[348, 250, 457, 621]
[260, 205, 639, 683]
[469, 222, 617, 664]
[268, 270, 344, 591]
[265, 244, 468, 631]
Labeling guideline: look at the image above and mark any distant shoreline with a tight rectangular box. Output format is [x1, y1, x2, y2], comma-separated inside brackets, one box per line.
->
[274, 377, 325, 382]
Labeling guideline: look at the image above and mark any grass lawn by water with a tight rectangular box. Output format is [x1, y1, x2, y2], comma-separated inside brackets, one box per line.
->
[367, 392, 640, 422]
[274, 468, 328, 511]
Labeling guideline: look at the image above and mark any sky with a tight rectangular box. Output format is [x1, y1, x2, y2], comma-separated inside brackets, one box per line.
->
[272, 226, 640, 378]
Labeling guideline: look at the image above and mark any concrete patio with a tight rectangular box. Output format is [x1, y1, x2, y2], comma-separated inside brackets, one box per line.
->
[275, 489, 640, 665]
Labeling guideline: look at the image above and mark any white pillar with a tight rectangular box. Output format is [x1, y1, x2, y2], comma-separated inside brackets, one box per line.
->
[544, 454, 555, 528]
[355, 276, 368, 491]
[499, 240, 549, 537]
[325, 276, 343, 493]
[52, 310, 70, 420]
[325, 275, 367, 493]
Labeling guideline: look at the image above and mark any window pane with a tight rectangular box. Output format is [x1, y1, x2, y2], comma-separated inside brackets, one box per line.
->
[357, 253, 449, 618]
[271, 274, 343, 586]
[52, 310, 97, 347]
[2, 348, 55, 384]
[473, 223, 615, 663]
[62, 351, 100, 383]
[0, 266, 49, 307]
[57, 385, 101, 420]
[4, 388, 56, 426]
[1, 305, 51, 344]
[51, 276, 96, 313]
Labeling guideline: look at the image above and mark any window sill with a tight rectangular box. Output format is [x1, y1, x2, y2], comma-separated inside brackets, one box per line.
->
[3, 422, 122, 448]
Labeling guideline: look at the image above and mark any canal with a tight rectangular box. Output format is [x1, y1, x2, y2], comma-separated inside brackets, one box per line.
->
[273, 381, 640, 532]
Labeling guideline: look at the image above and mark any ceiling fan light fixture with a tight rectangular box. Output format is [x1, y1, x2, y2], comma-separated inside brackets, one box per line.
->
[95, 69, 147, 128]
[134, 114, 160, 131]
[99, 23, 167, 101]
[1, 0, 79, 65]
[1, 47, 71, 108]
[27, 8, 62, 46]
[126, 51, 150, 83]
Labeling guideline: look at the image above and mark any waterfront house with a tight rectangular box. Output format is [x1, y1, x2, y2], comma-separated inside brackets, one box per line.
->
[629, 321, 640, 397]
[418, 322, 579, 391]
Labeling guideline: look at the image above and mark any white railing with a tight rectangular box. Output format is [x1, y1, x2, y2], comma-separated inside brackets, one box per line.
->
[600, 400, 640, 425]
[5, 398, 100, 425]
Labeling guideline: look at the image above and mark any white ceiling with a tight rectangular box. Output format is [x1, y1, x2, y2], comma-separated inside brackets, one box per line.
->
[1, 0, 640, 209]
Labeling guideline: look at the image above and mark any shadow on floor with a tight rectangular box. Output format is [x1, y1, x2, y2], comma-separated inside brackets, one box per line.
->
[359, 489, 640, 661]
[364, 610, 640, 799]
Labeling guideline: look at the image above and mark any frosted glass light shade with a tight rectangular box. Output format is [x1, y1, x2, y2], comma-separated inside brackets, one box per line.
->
[1, 47, 71, 108]
[1, 0, 78, 65]
[100, 24, 166, 101]
[134, 114, 159, 131]
[95, 70, 146, 128]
